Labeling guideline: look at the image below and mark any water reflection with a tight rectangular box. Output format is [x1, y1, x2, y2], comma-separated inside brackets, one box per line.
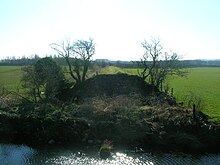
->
[43, 151, 220, 165]
[0, 143, 220, 165]
[0, 143, 36, 165]
[44, 152, 154, 165]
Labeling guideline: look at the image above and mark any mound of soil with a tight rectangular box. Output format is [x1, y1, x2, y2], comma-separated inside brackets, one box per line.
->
[74, 74, 158, 98]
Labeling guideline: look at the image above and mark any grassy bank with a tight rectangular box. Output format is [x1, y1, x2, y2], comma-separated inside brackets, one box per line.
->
[0, 66, 220, 122]
[0, 72, 220, 153]
[1, 95, 219, 153]
[99, 66, 220, 122]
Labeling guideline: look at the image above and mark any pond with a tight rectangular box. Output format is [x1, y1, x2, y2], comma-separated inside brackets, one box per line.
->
[0, 143, 220, 165]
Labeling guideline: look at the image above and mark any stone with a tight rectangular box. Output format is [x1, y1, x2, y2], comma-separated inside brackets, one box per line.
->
[48, 139, 55, 144]
[99, 148, 111, 159]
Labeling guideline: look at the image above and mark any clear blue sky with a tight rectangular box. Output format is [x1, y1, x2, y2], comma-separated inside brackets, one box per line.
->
[0, 0, 220, 60]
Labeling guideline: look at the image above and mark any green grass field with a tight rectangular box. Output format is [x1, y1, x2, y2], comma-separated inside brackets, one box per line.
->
[168, 67, 220, 122]
[0, 66, 23, 91]
[0, 65, 220, 122]
[99, 66, 138, 75]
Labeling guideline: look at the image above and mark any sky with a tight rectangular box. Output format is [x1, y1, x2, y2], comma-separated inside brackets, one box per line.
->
[0, 0, 220, 61]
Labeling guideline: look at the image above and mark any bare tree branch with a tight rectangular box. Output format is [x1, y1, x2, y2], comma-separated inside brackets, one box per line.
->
[139, 38, 187, 90]
[51, 38, 95, 84]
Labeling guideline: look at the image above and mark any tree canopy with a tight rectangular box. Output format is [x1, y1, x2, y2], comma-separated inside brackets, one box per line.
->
[21, 57, 65, 102]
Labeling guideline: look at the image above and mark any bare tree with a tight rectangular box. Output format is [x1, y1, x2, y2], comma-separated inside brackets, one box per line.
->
[51, 38, 95, 84]
[138, 38, 186, 90]
[73, 39, 95, 82]
[138, 38, 162, 82]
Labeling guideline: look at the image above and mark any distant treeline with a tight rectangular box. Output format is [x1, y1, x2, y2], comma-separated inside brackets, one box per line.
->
[0, 55, 220, 68]
[178, 60, 220, 68]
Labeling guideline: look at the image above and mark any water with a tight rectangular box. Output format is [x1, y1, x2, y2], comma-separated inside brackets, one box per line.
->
[0, 143, 220, 165]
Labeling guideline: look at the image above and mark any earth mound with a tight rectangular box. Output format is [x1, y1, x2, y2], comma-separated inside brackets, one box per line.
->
[74, 74, 158, 98]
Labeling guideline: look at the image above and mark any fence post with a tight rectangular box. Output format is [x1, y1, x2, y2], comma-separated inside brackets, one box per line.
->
[193, 104, 196, 120]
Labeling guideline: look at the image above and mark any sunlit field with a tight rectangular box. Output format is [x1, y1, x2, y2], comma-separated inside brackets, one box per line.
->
[0, 66, 220, 122]
[168, 67, 220, 122]
[0, 66, 22, 91]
